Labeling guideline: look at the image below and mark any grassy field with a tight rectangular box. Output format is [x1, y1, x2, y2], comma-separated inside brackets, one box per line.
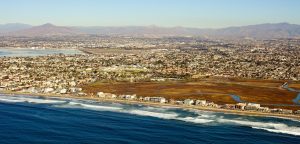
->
[81, 79, 300, 110]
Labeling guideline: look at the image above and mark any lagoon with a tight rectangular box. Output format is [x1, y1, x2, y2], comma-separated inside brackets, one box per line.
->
[0, 48, 82, 57]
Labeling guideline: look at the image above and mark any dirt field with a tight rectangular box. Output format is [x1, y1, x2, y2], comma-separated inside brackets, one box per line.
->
[81, 79, 300, 110]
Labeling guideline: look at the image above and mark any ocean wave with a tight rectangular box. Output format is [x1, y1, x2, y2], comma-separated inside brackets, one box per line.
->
[23, 98, 66, 104]
[128, 110, 178, 119]
[55, 101, 123, 111]
[0, 96, 65, 104]
[0, 97, 25, 103]
[217, 118, 300, 136]
[80, 103, 123, 111]
[142, 106, 169, 112]
[253, 127, 300, 136]
[187, 109, 217, 118]
[177, 117, 214, 124]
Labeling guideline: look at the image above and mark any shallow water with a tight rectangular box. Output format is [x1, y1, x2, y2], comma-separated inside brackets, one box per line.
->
[0, 48, 82, 57]
[0, 94, 299, 144]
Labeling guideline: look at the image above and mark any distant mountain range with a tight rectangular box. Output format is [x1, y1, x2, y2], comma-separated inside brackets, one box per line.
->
[0, 23, 32, 33]
[1, 22, 300, 39]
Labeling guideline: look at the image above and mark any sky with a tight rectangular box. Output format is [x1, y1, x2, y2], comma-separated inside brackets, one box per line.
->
[0, 0, 299, 28]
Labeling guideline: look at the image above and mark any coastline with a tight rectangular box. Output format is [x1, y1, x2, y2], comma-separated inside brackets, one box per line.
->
[1, 91, 300, 121]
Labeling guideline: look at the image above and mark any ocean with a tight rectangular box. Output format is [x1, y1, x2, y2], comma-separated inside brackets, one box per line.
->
[0, 94, 299, 144]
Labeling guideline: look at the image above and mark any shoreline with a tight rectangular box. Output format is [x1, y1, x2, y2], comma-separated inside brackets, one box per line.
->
[1, 91, 300, 120]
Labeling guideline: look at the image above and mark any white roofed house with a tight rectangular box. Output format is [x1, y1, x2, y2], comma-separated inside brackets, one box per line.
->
[195, 100, 207, 106]
[44, 87, 55, 93]
[119, 94, 137, 100]
[77, 92, 87, 97]
[144, 97, 166, 103]
[69, 87, 82, 93]
[26, 87, 39, 93]
[257, 107, 269, 112]
[107, 93, 117, 99]
[281, 109, 293, 114]
[59, 88, 68, 94]
[97, 92, 106, 98]
[125, 94, 137, 100]
[235, 103, 247, 110]
[294, 110, 300, 115]
[244, 103, 261, 110]
[184, 99, 194, 105]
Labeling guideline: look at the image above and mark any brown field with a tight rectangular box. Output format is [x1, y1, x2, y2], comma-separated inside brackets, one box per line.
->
[81, 79, 300, 110]
[289, 83, 300, 89]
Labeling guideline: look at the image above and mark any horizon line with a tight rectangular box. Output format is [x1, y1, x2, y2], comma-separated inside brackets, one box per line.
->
[0, 22, 297, 29]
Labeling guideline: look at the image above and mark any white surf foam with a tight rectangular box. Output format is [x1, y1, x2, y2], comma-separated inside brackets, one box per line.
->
[178, 117, 214, 124]
[217, 118, 300, 136]
[56, 101, 123, 112]
[24, 98, 65, 104]
[128, 110, 178, 119]
[0, 97, 25, 103]
[253, 127, 300, 136]
[143, 106, 169, 112]
[0, 96, 66, 104]
[80, 103, 123, 111]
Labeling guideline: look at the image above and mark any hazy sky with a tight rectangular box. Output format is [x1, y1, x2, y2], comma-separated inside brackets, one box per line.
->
[0, 0, 299, 28]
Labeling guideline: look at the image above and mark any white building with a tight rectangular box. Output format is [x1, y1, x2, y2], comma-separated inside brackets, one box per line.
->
[97, 92, 106, 98]
[44, 87, 54, 93]
[195, 100, 207, 106]
[60, 88, 67, 94]
[144, 97, 166, 103]
[245, 103, 261, 110]
[184, 99, 194, 105]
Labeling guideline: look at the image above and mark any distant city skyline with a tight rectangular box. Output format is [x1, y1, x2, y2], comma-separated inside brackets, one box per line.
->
[1, 0, 300, 28]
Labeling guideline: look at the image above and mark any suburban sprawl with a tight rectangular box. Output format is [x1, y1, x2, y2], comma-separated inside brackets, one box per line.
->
[0, 36, 300, 118]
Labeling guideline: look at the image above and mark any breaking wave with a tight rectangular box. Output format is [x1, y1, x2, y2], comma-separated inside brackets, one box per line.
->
[59, 102, 123, 111]
[128, 110, 178, 119]
[217, 119, 300, 136]
[253, 127, 300, 136]
[178, 117, 214, 124]
[0, 95, 65, 104]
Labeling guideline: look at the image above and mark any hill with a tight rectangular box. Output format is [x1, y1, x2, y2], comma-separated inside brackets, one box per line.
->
[1, 22, 300, 39]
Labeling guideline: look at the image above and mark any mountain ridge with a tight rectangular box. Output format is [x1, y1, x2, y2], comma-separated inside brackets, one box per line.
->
[1, 22, 300, 39]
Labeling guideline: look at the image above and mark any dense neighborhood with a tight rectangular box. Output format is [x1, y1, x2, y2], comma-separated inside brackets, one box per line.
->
[0, 37, 300, 116]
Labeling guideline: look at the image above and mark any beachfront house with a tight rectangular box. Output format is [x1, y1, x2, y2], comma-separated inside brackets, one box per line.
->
[184, 99, 194, 105]
[44, 87, 54, 93]
[235, 103, 247, 110]
[26, 87, 39, 93]
[119, 94, 137, 100]
[269, 108, 283, 113]
[77, 92, 87, 96]
[282, 109, 293, 114]
[257, 107, 269, 112]
[69, 87, 82, 93]
[224, 104, 236, 110]
[143, 97, 166, 103]
[294, 110, 300, 115]
[59, 88, 68, 94]
[244, 103, 261, 110]
[108, 94, 117, 99]
[97, 92, 106, 98]
[195, 100, 207, 106]
[175, 101, 184, 105]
